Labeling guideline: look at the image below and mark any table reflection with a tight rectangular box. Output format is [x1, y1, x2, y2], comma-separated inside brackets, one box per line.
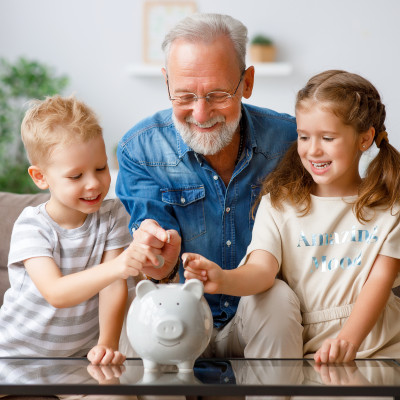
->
[0, 357, 399, 390]
[303, 359, 400, 387]
[118, 359, 233, 386]
[0, 358, 98, 386]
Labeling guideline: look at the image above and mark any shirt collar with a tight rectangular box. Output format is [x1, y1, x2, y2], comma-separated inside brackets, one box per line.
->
[175, 127, 191, 159]
[241, 103, 258, 151]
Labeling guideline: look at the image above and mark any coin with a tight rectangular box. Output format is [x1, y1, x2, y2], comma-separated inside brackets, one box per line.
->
[155, 255, 164, 269]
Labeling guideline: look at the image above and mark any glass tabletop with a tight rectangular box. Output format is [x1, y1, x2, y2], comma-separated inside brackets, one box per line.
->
[0, 357, 399, 397]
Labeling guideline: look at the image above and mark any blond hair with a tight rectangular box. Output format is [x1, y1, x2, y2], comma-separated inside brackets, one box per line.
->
[257, 70, 400, 223]
[21, 95, 102, 166]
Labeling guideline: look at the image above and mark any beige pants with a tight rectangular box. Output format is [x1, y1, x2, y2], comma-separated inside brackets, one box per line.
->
[206, 279, 303, 359]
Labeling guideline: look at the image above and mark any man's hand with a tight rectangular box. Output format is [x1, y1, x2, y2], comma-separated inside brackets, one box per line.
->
[134, 219, 181, 280]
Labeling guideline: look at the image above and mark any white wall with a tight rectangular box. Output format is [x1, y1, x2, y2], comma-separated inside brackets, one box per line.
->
[1, 0, 399, 158]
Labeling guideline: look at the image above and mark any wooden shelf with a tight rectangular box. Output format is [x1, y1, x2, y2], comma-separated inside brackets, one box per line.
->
[127, 64, 164, 77]
[127, 62, 293, 77]
[251, 62, 293, 76]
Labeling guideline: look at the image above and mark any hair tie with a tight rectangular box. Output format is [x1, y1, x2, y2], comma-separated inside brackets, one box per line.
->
[375, 130, 388, 148]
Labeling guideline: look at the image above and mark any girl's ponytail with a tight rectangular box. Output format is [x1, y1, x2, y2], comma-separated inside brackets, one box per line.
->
[357, 135, 400, 222]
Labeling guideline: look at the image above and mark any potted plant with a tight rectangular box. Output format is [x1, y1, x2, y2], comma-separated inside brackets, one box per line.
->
[249, 34, 276, 63]
[0, 57, 69, 193]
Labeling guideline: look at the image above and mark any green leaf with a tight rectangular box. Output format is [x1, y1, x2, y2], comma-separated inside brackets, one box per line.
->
[0, 57, 69, 193]
[250, 34, 273, 46]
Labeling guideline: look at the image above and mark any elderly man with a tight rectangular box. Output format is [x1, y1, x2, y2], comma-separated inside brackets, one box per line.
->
[116, 13, 302, 359]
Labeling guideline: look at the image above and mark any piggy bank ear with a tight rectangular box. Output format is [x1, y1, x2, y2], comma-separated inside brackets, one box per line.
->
[181, 279, 203, 300]
[136, 279, 158, 299]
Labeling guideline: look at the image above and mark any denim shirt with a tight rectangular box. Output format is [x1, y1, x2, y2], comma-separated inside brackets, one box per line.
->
[116, 103, 297, 328]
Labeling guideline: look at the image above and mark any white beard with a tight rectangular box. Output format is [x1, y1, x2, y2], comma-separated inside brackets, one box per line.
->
[172, 111, 241, 156]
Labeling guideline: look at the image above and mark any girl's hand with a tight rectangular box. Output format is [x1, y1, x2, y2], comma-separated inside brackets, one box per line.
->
[314, 338, 357, 363]
[87, 344, 126, 365]
[183, 253, 225, 294]
[313, 362, 370, 385]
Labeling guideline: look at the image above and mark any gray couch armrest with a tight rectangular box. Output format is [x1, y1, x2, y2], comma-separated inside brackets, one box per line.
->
[0, 191, 50, 304]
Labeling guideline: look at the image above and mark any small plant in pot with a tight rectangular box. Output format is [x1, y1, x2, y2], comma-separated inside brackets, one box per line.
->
[249, 34, 276, 62]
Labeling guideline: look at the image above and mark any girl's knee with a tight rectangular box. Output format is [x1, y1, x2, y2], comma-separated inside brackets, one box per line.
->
[255, 279, 300, 308]
[240, 279, 302, 324]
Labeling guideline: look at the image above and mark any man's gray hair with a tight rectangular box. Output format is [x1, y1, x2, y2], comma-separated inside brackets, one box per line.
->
[162, 13, 248, 72]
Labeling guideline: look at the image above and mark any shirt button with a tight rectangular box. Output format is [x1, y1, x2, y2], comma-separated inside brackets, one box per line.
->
[224, 301, 229, 307]
[180, 197, 186, 204]
[224, 377, 230, 383]
[213, 175, 218, 180]
[225, 207, 231, 213]
[226, 240, 231, 247]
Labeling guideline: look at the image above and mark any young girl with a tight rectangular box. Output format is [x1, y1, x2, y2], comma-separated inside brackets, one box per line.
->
[183, 70, 400, 363]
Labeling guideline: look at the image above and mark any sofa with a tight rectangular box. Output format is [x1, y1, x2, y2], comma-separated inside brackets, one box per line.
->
[0, 191, 51, 304]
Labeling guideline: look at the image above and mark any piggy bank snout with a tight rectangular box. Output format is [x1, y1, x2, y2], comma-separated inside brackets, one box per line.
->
[155, 317, 184, 340]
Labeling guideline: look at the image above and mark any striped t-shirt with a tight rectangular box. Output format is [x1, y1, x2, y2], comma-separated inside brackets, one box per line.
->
[0, 198, 131, 357]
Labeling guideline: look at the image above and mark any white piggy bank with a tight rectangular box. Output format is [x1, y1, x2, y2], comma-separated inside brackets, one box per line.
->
[126, 279, 213, 372]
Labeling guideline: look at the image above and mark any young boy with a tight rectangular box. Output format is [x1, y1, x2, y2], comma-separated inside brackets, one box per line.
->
[0, 95, 159, 364]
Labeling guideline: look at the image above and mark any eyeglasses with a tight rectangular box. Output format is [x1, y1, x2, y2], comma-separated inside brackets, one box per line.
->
[167, 70, 245, 110]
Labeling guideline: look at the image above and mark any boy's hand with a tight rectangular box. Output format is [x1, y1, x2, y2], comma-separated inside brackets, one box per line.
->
[87, 363, 126, 384]
[114, 240, 162, 279]
[314, 338, 357, 363]
[87, 344, 126, 365]
[183, 253, 225, 294]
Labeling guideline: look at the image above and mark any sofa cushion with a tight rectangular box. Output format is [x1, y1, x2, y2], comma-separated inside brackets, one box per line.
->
[0, 191, 50, 304]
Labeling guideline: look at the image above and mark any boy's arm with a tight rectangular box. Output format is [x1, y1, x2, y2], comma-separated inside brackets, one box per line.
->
[98, 248, 128, 351]
[23, 241, 155, 308]
[88, 248, 128, 365]
[315, 254, 400, 363]
[97, 278, 127, 350]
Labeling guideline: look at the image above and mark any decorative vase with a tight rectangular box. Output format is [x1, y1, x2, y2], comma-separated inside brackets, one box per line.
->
[250, 45, 277, 62]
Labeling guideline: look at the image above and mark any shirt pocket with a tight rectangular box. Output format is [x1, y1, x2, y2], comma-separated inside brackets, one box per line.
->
[249, 184, 262, 231]
[161, 186, 206, 242]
